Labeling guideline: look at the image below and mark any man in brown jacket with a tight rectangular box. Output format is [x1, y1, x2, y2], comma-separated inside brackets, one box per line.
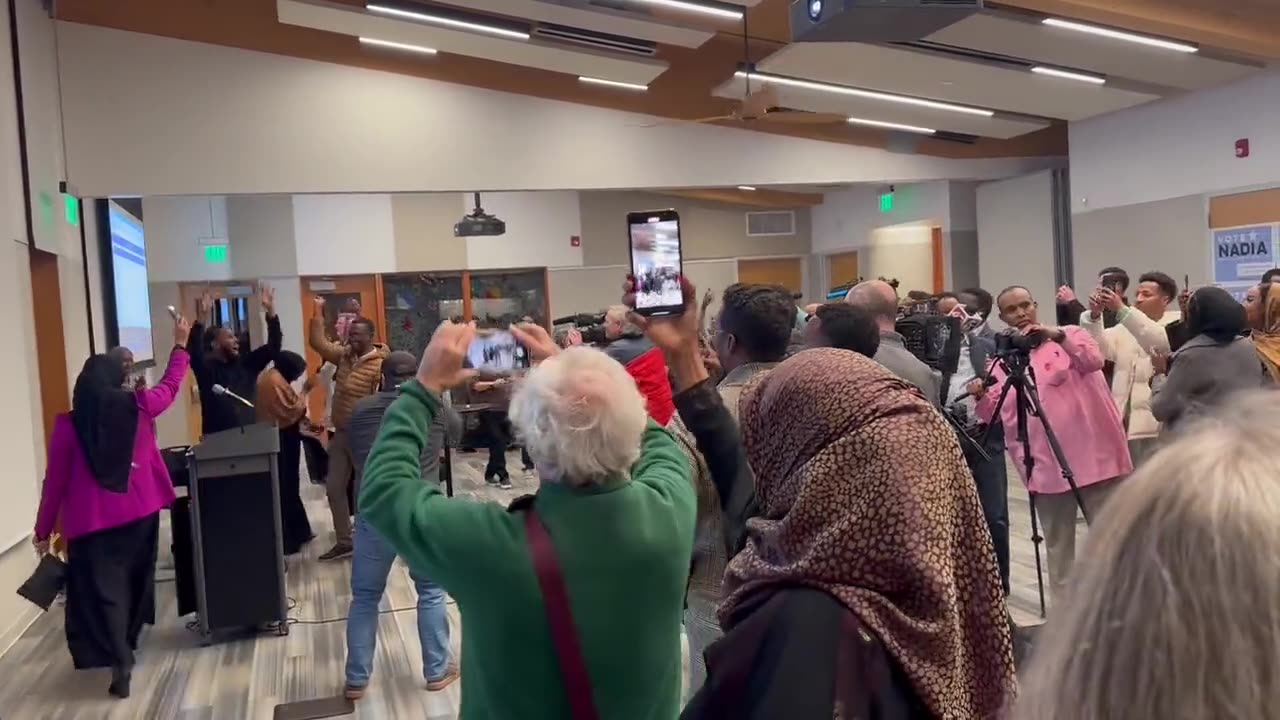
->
[310, 296, 390, 560]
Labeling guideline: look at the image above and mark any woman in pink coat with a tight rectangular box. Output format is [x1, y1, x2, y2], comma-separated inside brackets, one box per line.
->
[32, 315, 192, 699]
[973, 286, 1132, 600]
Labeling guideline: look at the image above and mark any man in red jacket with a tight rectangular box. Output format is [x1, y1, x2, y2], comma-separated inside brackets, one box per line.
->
[601, 305, 676, 425]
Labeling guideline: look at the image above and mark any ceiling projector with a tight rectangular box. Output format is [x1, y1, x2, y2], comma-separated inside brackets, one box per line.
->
[454, 192, 506, 237]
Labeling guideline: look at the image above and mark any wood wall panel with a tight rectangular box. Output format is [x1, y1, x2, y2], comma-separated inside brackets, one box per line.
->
[1209, 187, 1280, 229]
[737, 257, 803, 293]
[827, 251, 860, 291]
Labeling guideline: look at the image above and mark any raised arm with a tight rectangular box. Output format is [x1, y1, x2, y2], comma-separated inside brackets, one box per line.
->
[308, 296, 346, 365]
[187, 291, 214, 387]
[33, 418, 74, 541]
[137, 347, 191, 418]
[628, 419, 696, 518]
[244, 284, 282, 375]
[673, 379, 757, 556]
[1120, 308, 1172, 356]
[1079, 310, 1117, 362]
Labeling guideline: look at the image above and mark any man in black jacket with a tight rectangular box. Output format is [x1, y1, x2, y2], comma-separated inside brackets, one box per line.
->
[187, 285, 282, 435]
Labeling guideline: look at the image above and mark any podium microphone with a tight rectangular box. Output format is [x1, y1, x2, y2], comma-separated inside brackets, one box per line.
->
[212, 384, 255, 409]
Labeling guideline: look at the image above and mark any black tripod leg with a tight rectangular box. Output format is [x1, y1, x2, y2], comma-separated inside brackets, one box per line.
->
[1021, 370, 1091, 524]
[1027, 492, 1047, 618]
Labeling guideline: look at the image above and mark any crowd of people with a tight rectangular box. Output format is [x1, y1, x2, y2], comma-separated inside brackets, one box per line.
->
[26, 261, 1280, 717]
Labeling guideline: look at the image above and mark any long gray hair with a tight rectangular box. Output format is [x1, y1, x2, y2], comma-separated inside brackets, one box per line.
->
[1015, 390, 1280, 720]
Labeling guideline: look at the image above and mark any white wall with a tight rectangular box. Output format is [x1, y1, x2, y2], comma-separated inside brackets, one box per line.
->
[860, 225, 935, 293]
[977, 171, 1058, 317]
[811, 183, 953, 255]
[468, 192, 583, 270]
[292, 194, 396, 276]
[1070, 70, 1280, 214]
[228, 194, 296, 278]
[142, 196, 232, 283]
[55, 24, 1054, 198]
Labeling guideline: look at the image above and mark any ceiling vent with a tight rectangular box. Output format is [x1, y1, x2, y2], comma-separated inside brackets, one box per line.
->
[746, 211, 797, 237]
[533, 23, 658, 57]
[793, 0, 983, 43]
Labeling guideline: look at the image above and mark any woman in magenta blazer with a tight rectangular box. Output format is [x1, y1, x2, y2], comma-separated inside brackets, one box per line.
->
[32, 315, 191, 699]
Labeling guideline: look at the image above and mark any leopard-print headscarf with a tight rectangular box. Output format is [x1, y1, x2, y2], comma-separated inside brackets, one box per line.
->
[721, 348, 1015, 718]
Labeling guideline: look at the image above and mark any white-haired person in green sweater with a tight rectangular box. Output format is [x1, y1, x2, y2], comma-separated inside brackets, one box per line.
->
[359, 319, 695, 719]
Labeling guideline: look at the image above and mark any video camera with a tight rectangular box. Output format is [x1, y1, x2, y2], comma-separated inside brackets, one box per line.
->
[553, 312, 610, 346]
[894, 299, 963, 376]
[992, 327, 1045, 359]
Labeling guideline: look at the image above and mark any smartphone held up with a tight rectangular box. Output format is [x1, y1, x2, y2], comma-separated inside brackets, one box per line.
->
[627, 209, 684, 317]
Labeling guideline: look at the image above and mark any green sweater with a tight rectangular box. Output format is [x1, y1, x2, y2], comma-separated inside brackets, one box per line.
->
[360, 381, 696, 719]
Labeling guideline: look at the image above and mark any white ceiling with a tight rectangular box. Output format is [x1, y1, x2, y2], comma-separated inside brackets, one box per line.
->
[928, 14, 1263, 92]
[278, 0, 669, 85]
[427, 0, 715, 48]
[712, 75, 1050, 139]
[759, 41, 1161, 121]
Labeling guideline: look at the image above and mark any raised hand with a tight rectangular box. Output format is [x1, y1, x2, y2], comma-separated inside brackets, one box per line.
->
[1088, 290, 1105, 316]
[174, 313, 192, 347]
[622, 274, 699, 358]
[417, 321, 478, 394]
[1056, 285, 1077, 305]
[1177, 288, 1191, 317]
[196, 289, 214, 319]
[1097, 287, 1124, 312]
[510, 322, 559, 364]
[313, 295, 326, 314]
[260, 283, 276, 317]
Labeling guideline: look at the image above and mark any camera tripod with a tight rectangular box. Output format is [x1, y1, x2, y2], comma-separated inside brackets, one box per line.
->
[982, 350, 1089, 618]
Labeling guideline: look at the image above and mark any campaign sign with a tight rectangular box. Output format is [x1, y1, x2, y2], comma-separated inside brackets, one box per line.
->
[1213, 224, 1275, 293]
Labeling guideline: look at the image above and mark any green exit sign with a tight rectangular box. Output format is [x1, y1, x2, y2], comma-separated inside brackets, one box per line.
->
[203, 245, 228, 263]
[879, 192, 895, 213]
[63, 194, 79, 227]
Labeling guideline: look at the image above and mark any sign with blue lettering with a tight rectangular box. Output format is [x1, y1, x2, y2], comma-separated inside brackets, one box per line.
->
[1213, 224, 1276, 300]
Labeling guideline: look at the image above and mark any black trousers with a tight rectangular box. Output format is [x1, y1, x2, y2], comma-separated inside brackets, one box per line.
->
[278, 424, 315, 554]
[65, 513, 160, 670]
[970, 451, 1011, 596]
[479, 410, 511, 479]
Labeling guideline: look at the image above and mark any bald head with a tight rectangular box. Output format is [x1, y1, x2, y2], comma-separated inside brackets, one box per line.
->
[382, 350, 418, 388]
[844, 280, 899, 332]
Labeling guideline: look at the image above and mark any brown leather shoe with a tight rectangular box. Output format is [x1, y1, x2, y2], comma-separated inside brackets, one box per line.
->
[344, 683, 366, 700]
[426, 667, 459, 692]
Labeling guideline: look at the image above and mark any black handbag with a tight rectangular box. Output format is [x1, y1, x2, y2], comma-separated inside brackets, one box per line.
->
[17, 552, 67, 611]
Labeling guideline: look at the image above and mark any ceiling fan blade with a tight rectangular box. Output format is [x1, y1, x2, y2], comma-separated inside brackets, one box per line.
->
[759, 109, 848, 125]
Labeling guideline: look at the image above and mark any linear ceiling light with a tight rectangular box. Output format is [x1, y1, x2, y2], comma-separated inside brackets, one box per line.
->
[359, 37, 438, 54]
[367, 4, 531, 40]
[735, 70, 994, 117]
[626, 0, 743, 21]
[737, 185, 757, 191]
[1041, 18, 1198, 54]
[578, 76, 649, 91]
[846, 117, 937, 135]
[1031, 65, 1107, 85]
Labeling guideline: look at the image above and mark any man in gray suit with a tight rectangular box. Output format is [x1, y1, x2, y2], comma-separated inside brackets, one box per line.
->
[844, 279, 941, 403]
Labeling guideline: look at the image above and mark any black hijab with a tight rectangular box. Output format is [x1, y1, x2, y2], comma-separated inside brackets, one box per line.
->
[274, 351, 308, 383]
[71, 355, 140, 493]
[1186, 286, 1247, 344]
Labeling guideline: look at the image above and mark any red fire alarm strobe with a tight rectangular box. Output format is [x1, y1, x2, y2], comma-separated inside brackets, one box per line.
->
[1236, 138, 1250, 158]
[570, 235, 581, 247]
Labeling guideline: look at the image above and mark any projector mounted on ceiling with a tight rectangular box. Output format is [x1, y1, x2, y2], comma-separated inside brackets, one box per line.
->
[454, 192, 506, 238]
[792, 0, 984, 43]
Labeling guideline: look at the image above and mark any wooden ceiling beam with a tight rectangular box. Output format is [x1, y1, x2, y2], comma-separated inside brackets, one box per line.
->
[652, 187, 824, 209]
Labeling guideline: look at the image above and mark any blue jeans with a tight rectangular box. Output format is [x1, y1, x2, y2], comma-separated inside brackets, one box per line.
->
[345, 515, 451, 687]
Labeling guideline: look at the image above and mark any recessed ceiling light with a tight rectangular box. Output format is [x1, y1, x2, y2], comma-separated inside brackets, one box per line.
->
[359, 37, 438, 55]
[1031, 66, 1107, 85]
[737, 185, 757, 191]
[735, 70, 994, 117]
[626, 0, 743, 21]
[367, 4, 531, 41]
[846, 117, 937, 135]
[578, 76, 648, 91]
[1042, 18, 1198, 54]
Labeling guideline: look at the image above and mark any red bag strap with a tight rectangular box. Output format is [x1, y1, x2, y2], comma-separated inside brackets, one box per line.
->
[524, 509, 600, 720]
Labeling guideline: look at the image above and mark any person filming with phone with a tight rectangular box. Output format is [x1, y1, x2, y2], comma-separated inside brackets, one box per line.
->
[1080, 272, 1181, 466]
[969, 286, 1131, 599]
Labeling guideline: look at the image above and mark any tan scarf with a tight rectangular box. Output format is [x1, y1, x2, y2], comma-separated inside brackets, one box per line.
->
[723, 348, 1015, 718]
[1256, 282, 1280, 382]
[255, 368, 308, 427]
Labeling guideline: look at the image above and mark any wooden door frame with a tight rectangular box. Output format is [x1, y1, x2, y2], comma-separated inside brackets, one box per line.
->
[29, 247, 69, 445]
